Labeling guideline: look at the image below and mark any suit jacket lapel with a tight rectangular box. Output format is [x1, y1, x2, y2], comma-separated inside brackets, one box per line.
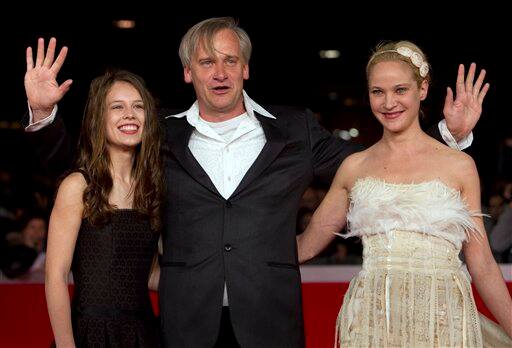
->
[231, 112, 288, 198]
[165, 119, 220, 196]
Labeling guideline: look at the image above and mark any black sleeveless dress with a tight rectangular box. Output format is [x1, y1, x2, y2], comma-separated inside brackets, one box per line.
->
[70, 210, 160, 347]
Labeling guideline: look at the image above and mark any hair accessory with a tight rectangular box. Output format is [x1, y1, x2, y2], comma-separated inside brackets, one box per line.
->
[396, 46, 429, 78]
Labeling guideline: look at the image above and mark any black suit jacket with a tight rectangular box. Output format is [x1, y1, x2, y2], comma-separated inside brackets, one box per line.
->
[24, 106, 444, 348]
[159, 106, 359, 347]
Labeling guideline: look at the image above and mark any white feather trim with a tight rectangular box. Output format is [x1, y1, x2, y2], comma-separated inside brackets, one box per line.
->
[342, 177, 484, 249]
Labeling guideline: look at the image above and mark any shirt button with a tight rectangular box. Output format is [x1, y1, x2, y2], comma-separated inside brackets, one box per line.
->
[227, 176, 231, 181]
[225, 201, 232, 208]
[224, 244, 232, 252]
[226, 147, 230, 153]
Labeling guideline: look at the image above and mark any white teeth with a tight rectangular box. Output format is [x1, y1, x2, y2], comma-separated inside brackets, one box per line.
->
[119, 125, 138, 131]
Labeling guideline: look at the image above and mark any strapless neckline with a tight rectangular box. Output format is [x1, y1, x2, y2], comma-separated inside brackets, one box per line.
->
[352, 176, 458, 193]
[343, 175, 481, 249]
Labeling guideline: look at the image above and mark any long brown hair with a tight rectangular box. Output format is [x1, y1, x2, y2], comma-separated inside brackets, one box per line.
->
[75, 70, 164, 231]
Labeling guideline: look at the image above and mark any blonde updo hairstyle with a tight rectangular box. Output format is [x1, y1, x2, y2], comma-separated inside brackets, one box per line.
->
[366, 40, 431, 88]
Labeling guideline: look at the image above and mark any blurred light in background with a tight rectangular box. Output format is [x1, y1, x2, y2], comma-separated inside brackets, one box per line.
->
[319, 50, 340, 59]
[328, 92, 339, 101]
[349, 128, 359, 137]
[113, 20, 136, 29]
[335, 128, 359, 140]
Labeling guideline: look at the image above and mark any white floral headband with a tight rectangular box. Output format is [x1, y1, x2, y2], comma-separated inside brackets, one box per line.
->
[375, 47, 429, 78]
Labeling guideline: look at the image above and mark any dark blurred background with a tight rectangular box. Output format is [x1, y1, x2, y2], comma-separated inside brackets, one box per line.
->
[1, 5, 511, 273]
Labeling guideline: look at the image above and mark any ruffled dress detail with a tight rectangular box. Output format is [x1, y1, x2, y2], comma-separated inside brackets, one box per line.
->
[336, 177, 511, 347]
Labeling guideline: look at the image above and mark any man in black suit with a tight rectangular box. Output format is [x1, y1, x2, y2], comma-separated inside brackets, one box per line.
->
[24, 17, 482, 347]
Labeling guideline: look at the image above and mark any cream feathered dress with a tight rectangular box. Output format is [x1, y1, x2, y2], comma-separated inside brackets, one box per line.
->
[336, 177, 511, 348]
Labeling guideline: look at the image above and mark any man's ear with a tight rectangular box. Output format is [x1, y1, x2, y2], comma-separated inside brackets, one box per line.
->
[243, 64, 249, 80]
[184, 66, 192, 84]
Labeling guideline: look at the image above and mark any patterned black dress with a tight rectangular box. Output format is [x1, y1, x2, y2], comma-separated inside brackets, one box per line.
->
[70, 210, 159, 347]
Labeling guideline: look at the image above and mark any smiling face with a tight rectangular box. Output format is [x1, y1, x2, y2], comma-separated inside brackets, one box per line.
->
[104, 81, 145, 150]
[184, 28, 249, 122]
[368, 60, 428, 134]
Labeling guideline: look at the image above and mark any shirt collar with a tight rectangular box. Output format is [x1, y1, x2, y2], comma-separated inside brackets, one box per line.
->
[165, 90, 276, 128]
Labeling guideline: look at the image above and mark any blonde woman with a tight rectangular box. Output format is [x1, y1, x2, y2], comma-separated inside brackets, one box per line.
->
[298, 41, 512, 347]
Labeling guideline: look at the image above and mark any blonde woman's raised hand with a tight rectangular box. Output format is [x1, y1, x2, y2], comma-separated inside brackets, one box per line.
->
[443, 63, 490, 141]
